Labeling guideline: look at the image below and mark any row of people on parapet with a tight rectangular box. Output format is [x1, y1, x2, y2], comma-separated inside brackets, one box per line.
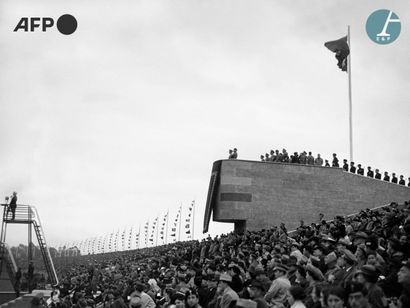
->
[340, 159, 409, 186]
[260, 149, 324, 165]
[260, 151, 410, 186]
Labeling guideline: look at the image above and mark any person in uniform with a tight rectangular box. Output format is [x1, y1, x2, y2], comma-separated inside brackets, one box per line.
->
[391, 173, 398, 184]
[8, 192, 18, 220]
[375, 169, 382, 180]
[357, 164, 364, 175]
[349, 162, 356, 174]
[383, 172, 390, 182]
[399, 175, 405, 185]
[366, 167, 374, 178]
[332, 154, 339, 167]
[342, 159, 349, 171]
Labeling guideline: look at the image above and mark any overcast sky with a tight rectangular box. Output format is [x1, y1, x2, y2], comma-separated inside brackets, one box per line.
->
[0, 1, 409, 249]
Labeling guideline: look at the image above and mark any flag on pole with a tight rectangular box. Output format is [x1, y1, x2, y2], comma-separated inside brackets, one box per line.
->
[324, 36, 350, 71]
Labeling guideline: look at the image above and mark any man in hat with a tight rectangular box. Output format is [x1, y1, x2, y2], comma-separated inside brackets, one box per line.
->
[391, 173, 398, 184]
[231, 148, 238, 159]
[264, 264, 290, 306]
[342, 159, 348, 171]
[248, 280, 269, 308]
[332, 153, 339, 167]
[339, 249, 358, 289]
[375, 169, 381, 180]
[228, 264, 243, 293]
[254, 267, 271, 294]
[131, 282, 156, 308]
[346, 282, 371, 308]
[366, 167, 374, 178]
[354, 265, 387, 308]
[357, 164, 364, 175]
[399, 175, 405, 185]
[324, 252, 339, 283]
[383, 171, 390, 182]
[350, 162, 356, 174]
[217, 273, 239, 308]
[397, 260, 410, 295]
[8, 192, 17, 220]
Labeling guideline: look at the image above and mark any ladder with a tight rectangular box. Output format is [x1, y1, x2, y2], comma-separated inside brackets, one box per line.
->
[0, 203, 59, 286]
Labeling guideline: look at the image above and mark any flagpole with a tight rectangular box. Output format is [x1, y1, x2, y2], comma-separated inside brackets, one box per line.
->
[348, 25, 353, 162]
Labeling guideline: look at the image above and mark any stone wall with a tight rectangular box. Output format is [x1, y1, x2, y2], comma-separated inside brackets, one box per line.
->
[205, 160, 410, 232]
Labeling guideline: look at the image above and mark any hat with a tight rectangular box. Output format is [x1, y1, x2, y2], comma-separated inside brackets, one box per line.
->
[236, 299, 257, 308]
[254, 266, 265, 276]
[402, 259, 410, 270]
[338, 238, 352, 246]
[324, 252, 337, 265]
[343, 249, 357, 263]
[354, 232, 368, 239]
[249, 280, 265, 292]
[306, 264, 324, 281]
[355, 265, 378, 280]
[273, 264, 288, 273]
[219, 273, 232, 282]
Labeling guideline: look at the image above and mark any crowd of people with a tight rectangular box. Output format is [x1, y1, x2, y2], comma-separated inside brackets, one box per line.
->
[257, 149, 410, 187]
[33, 200, 410, 308]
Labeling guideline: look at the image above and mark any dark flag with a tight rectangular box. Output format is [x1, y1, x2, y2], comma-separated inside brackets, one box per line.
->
[325, 36, 350, 72]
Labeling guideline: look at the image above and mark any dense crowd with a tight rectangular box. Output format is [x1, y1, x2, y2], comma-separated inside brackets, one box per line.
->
[31, 200, 410, 308]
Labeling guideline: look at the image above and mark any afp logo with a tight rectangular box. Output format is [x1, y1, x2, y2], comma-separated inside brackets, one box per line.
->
[14, 14, 77, 35]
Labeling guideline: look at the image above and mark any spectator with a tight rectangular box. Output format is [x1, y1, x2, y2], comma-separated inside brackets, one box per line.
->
[282, 149, 290, 163]
[260, 155, 265, 162]
[231, 149, 238, 159]
[131, 282, 156, 308]
[314, 154, 323, 166]
[325, 286, 346, 308]
[346, 282, 371, 308]
[217, 273, 239, 308]
[186, 289, 202, 308]
[399, 175, 405, 185]
[357, 164, 364, 176]
[332, 154, 339, 167]
[286, 286, 306, 308]
[354, 265, 387, 308]
[307, 152, 315, 165]
[367, 167, 374, 178]
[350, 162, 356, 174]
[383, 172, 390, 182]
[291, 152, 300, 164]
[299, 152, 307, 164]
[375, 169, 382, 180]
[392, 173, 398, 184]
[248, 280, 268, 308]
[343, 159, 349, 171]
[228, 150, 233, 159]
[325, 160, 330, 167]
[270, 150, 276, 162]
[264, 264, 290, 307]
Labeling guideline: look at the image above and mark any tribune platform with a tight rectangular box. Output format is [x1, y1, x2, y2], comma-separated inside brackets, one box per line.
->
[203, 160, 410, 233]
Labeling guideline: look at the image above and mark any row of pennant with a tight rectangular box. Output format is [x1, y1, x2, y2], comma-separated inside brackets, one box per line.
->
[58, 200, 195, 254]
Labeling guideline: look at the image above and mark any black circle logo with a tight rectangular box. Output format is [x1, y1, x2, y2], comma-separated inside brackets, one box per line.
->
[57, 14, 77, 35]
